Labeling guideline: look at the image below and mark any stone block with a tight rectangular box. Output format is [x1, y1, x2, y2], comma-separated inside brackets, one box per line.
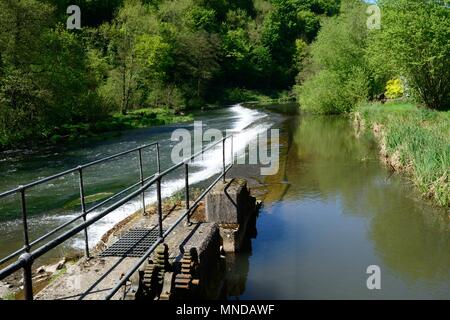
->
[205, 178, 250, 224]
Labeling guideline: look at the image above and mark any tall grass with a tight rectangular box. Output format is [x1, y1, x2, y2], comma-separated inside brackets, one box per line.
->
[356, 102, 449, 207]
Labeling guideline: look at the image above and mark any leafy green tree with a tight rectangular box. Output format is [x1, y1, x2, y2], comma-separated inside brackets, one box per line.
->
[368, 0, 450, 110]
[171, 30, 220, 106]
[224, 8, 251, 30]
[261, 0, 340, 87]
[39, 26, 106, 124]
[0, 0, 106, 147]
[101, 0, 158, 114]
[135, 34, 172, 82]
[184, 5, 217, 31]
[295, 0, 370, 114]
[221, 28, 252, 83]
[0, 0, 54, 143]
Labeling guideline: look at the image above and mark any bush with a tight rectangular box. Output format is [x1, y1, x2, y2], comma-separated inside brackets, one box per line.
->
[297, 67, 368, 114]
[385, 79, 404, 99]
[296, 70, 344, 114]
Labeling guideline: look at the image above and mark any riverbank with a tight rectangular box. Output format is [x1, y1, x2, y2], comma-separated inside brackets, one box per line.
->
[0, 88, 290, 152]
[353, 101, 449, 208]
[0, 108, 194, 152]
[217, 88, 294, 105]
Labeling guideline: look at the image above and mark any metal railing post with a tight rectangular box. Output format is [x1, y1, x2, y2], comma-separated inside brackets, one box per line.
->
[156, 176, 163, 238]
[19, 187, 33, 300]
[222, 138, 226, 183]
[19, 252, 33, 300]
[201, 141, 204, 161]
[231, 135, 234, 166]
[19, 187, 30, 253]
[78, 167, 90, 258]
[184, 162, 190, 225]
[138, 149, 146, 215]
[156, 143, 161, 173]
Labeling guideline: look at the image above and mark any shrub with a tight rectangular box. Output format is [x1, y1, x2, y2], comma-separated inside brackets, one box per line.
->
[297, 67, 369, 114]
[385, 79, 404, 99]
[296, 70, 345, 114]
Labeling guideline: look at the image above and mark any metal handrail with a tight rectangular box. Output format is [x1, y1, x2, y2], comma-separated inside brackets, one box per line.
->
[0, 142, 160, 266]
[0, 142, 159, 198]
[105, 163, 232, 300]
[0, 134, 234, 300]
[0, 172, 157, 266]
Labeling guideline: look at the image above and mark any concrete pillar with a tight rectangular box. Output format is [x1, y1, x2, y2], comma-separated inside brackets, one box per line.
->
[205, 179, 256, 253]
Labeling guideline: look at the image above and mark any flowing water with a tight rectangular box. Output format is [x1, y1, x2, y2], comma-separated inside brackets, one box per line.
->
[0, 104, 449, 299]
[0, 105, 275, 264]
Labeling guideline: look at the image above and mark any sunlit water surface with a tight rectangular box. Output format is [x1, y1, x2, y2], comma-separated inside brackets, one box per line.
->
[228, 112, 449, 300]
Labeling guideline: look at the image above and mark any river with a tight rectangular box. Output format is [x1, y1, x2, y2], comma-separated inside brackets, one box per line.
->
[0, 105, 276, 264]
[0, 104, 449, 299]
[228, 106, 450, 299]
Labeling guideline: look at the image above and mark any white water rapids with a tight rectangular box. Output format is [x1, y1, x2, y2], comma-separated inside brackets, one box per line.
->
[63, 104, 273, 249]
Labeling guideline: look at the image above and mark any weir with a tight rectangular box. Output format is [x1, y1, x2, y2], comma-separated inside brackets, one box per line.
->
[0, 133, 259, 300]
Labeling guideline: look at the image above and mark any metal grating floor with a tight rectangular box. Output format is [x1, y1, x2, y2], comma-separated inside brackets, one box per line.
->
[100, 228, 162, 258]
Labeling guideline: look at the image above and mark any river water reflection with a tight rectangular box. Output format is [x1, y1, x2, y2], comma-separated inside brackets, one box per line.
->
[229, 111, 449, 299]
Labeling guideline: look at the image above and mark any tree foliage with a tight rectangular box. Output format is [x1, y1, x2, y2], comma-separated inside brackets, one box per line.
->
[295, 0, 370, 114]
[296, 0, 450, 113]
[0, 0, 104, 145]
[0, 0, 345, 148]
[368, 0, 450, 110]
[1, 0, 448, 148]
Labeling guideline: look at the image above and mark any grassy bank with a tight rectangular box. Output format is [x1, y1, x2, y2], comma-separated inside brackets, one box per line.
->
[1, 108, 194, 151]
[1, 88, 290, 151]
[354, 101, 449, 207]
[217, 88, 295, 105]
[52, 107, 194, 145]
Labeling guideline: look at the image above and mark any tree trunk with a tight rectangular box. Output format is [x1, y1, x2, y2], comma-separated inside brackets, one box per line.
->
[121, 65, 127, 115]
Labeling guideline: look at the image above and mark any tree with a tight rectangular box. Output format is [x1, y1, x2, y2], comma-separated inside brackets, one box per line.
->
[0, 0, 54, 143]
[368, 0, 450, 110]
[39, 25, 106, 124]
[101, 0, 157, 114]
[171, 30, 220, 106]
[260, 0, 340, 87]
[221, 28, 252, 84]
[0, 0, 107, 147]
[184, 5, 217, 31]
[135, 34, 172, 82]
[295, 0, 370, 114]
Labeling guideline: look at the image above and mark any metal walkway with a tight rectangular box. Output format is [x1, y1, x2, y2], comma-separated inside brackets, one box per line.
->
[100, 228, 164, 258]
[0, 133, 235, 300]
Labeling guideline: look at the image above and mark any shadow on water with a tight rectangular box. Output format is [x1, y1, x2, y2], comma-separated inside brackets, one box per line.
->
[227, 112, 450, 299]
[223, 207, 259, 300]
